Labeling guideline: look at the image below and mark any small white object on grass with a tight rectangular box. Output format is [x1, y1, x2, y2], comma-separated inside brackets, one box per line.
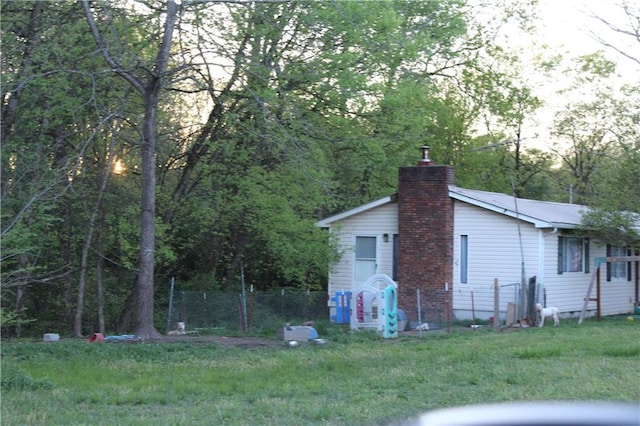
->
[43, 333, 60, 342]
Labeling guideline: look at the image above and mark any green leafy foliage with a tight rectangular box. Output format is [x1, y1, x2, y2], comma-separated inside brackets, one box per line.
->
[4, 0, 636, 337]
[0, 307, 35, 329]
[581, 209, 640, 247]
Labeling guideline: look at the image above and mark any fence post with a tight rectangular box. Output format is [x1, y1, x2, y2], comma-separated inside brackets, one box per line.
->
[493, 278, 499, 332]
[238, 293, 246, 332]
[240, 260, 248, 331]
[445, 282, 450, 334]
[249, 285, 254, 331]
[416, 288, 422, 325]
[166, 277, 175, 333]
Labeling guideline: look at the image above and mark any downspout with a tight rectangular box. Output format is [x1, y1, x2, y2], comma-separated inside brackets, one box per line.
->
[538, 227, 558, 303]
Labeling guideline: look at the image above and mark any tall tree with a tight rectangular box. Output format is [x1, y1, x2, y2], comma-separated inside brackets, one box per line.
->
[155, 0, 485, 288]
[81, 0, 182, 338]
[550, 54, 625, 205]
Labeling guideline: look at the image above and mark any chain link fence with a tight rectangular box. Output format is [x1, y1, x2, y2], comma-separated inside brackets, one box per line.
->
[167, 277, 541, 335]
[395, 276, 540, 329]
[166, 289, 329, 335]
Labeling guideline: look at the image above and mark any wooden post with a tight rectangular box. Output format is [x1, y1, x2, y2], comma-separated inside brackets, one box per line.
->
[596, 267, 601, 321]
[580, 264, 600, 324]
[249, 287, 254, 332]
[494, 278, 499, 332]
[470, 285, 476, 328]
[444, 284, 450, 334]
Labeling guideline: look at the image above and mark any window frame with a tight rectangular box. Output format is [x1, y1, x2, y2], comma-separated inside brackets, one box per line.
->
[558, 236, 589, 274]
[607, 244, 631, 282]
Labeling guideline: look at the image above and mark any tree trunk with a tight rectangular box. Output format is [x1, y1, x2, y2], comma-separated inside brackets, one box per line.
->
[73, 127, 115, 337]
[13, 253, 29, 337]
[135, 92, 162, 339]
[116, 285, 136, 334]
[96, 232, 105, 335]
[14, 285, 25, 338]
[74, 221, 95, 337]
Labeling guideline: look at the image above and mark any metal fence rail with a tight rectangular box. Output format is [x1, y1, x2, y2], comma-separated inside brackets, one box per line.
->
[166, 290, 329, 334]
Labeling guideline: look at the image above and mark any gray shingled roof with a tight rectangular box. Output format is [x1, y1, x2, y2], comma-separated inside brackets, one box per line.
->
[316, 186, 591, 229]
[448, 185, 589, 229]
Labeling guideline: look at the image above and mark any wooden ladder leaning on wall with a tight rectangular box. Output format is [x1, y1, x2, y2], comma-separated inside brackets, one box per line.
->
[578, 256, 640, 324]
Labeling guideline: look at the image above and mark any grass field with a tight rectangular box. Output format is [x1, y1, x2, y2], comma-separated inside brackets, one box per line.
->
[2, 317, 639, 425]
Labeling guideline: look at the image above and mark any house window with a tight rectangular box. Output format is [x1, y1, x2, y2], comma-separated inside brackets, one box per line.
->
[607, 245, 630, 281]
[558, 236, 585, 273]
[354, 236, 376, 282]
[460, 235, 468, 284]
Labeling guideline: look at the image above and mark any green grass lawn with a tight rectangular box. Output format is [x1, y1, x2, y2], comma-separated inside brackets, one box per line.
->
[2, 317, 639, 425]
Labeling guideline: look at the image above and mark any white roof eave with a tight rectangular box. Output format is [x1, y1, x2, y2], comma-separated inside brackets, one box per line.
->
[315, 195, 394, 228]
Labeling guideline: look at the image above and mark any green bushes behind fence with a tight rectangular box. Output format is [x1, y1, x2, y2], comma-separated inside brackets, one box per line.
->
[167, 290, 329, 335]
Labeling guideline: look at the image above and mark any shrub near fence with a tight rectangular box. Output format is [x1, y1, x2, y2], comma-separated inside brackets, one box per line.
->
[167, 290, 329, 335]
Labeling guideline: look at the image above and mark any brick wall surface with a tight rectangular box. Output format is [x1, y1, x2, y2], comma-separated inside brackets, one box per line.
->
[398, 164, 455, 323]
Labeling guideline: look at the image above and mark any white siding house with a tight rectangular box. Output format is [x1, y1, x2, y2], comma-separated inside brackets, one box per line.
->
[450, 186, 638, 319]
[317, 167, 639, 325]
[323, 197, 398, 298]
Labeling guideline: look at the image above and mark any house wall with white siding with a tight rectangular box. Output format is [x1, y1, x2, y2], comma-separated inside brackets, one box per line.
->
[327, 202, 398, 298]
[452, 202, 638, 319]
[452, 201, 543, 319]
[599, 255, 637, 315]
[541, 238, 637, 317]
[539, 233, 592, 314]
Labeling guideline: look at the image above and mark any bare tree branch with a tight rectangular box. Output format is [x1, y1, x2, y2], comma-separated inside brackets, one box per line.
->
[589, 2, 640, 66]
[80, 0, 146, 93]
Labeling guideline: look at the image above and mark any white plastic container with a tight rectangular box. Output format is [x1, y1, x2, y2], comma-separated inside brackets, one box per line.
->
[43, 333, 60, 342]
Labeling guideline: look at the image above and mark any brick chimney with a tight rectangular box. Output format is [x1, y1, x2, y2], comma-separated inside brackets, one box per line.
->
[397, 150, 454, 324]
